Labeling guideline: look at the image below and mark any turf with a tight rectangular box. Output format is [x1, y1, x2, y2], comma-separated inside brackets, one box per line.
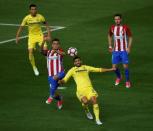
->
[0, 0, 153, 131]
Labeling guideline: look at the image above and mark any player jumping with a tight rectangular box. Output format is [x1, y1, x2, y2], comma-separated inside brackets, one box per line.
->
[41, 38, 65, 109]
[108, 14, 133, 88]
[58, 56, 115, 125]
[16, 4, 51, 76]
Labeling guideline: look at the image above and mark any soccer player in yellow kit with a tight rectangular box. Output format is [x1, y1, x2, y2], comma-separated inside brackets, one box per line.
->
[16, 4, 51, 76]
[59, 56, 115, 125]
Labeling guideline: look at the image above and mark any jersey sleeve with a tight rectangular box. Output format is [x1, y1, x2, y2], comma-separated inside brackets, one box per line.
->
[21, 16, 27, 26]
[85, 65, 102, 72]
[39, 14, 46, 23]
[63, 68, 73, 83]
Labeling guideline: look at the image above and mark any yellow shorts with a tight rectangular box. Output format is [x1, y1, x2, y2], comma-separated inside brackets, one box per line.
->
[28, 34, 47, 49]
[76, 87, 98, 101]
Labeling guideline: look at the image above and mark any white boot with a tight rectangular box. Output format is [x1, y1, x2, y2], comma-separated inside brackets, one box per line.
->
[86, 112, 93, 120]
[33, 67, 39, 76]
[96, 119, 103, 125]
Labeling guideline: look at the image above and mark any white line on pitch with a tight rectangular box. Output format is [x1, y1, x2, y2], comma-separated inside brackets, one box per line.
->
[0, 23, 21, 26]
[0, 26, 65, 45]
[58, 87, 67, 90]
[0, 23, 63, 28]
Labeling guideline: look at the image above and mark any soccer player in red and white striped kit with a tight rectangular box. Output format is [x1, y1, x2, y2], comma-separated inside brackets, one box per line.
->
[41, 37, 65, 109]
[108, 14, 133, 88]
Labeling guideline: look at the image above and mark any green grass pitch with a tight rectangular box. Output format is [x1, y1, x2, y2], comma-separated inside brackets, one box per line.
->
[0, 0, 153, 131]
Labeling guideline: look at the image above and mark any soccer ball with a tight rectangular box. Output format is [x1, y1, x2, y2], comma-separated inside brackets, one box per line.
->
[67, 47, 78, 56]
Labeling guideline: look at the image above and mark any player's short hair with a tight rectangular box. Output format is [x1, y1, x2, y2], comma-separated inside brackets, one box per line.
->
[114, 14, 122, 18]
[52, 38, 60, 44]
[73, 56, 81, 61]
[29, 4, 37, 9]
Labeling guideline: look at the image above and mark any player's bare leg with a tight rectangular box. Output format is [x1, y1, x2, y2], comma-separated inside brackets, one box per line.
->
[123, 64, 131, 88]
[28, 48, 39, 76]
[113, 64, 122, 85]
[81, 97, 93, 120]
[90, 96, 102, 125]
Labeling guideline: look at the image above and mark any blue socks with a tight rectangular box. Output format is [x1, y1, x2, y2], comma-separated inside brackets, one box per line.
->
[125, 68, 130, 82]
[115, 68, 121, 79]
[114, 68, 130, 81]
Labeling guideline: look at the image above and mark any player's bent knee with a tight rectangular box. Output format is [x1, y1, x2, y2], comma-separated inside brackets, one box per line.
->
[123, 64, 128, 69]
[28, 48, 34, 54]
[90, 96, 97, 104]
[81, 97, 88, 105]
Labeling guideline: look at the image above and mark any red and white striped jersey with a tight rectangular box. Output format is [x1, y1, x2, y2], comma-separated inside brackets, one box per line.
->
[47, 49, 64, 76]
[109, 25, 132, 51]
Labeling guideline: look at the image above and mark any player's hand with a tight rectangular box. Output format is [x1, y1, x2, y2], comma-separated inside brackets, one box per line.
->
[126, 48, 131, 54]
[112, 67, 116, 71]
[58, 80, 64, 85]
[16, 36, 20, 44]
[58, 80, 62, 84]
[108, 46, 113, 53]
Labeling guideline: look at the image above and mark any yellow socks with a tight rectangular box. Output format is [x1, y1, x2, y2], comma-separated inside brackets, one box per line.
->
[93, 104, 100, 121]
[29, 53, 36, 69]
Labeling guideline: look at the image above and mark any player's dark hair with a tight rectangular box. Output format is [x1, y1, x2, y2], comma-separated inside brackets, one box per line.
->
[52, 38, 60, 44]
[114, 14, 122, 18]
[73, 56, 81, 61]
[29, 4, 37, 9]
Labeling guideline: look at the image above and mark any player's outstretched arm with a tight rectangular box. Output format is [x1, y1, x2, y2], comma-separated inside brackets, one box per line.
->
[101, 67, 116, 72]
[43, 22, 51, 41]
[16, 26, 24, 44]
[40, 38, 48, 56]
[86, 66, 115, 73]
[58, 69, 73, 85]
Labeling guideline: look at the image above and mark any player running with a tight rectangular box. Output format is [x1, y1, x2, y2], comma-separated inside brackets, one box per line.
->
[16, 4, 51, 76]
[58, 56, 115, 125]
[108, 14, 133, 88]
[41, 38, 65, 109]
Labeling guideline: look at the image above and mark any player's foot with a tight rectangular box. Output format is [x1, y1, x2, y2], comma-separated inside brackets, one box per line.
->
[57, 100, 63, 109]
[115, 77, 122, 86]
[46, 97, 53, 104]
[96, 119, 103, 125]
[33, 67, 39, 76]
[125, 81, 131, 88]
[86, 112, 93, 120]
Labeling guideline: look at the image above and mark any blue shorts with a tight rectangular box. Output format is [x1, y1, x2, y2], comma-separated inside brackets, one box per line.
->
[112, 51, 129, 64]
[48, 71, 65, 96]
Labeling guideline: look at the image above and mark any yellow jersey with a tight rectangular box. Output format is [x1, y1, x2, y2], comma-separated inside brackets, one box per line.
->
[21, 14, 46, 36]
[63, 65, 103, 92]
